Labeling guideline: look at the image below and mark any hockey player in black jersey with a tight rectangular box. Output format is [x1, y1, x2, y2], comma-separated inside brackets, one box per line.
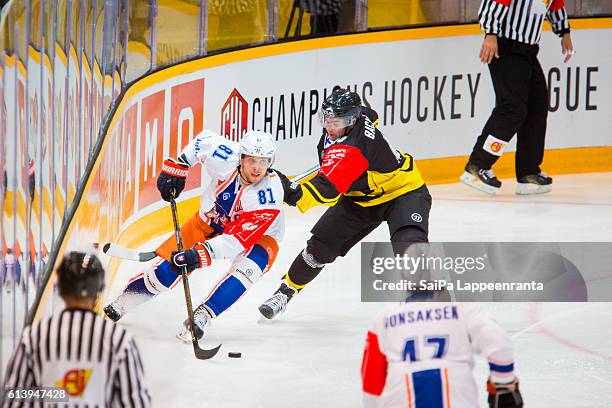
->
[259, 88, 432, 319]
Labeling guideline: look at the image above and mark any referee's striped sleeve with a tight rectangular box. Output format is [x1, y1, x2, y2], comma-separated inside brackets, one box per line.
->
[113, 333, 151, 407]
[546, 0, 570, 37]
[3, 327, 37, 407]
[479, 0, 511, 35]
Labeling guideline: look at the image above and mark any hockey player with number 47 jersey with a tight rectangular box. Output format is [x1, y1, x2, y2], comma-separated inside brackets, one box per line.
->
[362, 303, 523, 408]
[104, 130, 284, 341]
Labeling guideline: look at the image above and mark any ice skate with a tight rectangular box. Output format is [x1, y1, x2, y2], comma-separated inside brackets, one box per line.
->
[176, 304, 213, 343]
[460, 163, 502, 195]
[516, 172, 552, 195]
[258, 282, 297, 320]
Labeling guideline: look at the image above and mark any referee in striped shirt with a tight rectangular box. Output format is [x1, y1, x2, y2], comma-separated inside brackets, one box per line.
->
[461, 0, 575, 195]
[2, 252, 151, 407]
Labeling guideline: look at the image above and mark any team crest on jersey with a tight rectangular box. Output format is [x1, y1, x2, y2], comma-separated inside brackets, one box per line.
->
[234, 201, 243, 212]
[204, 207, 230, 230]
[55, 368, 92, 397]
[239, 222, 258, 231]
[224, 209, 280, 248]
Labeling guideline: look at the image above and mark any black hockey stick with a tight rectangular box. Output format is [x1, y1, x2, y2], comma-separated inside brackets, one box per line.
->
[170, 197, 221, 360]
[102, 242, 157, 262]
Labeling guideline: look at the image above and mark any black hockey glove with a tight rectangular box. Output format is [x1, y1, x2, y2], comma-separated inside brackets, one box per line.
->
[171, 243, 212, 274]
[487, 378, 523, 408]
[273, 168, 303, 207]
[157, 158, 189, 201]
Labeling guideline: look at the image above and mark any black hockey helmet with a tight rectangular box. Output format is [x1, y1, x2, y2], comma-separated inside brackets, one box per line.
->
[57, 252, 105, 299]
[319, 88, 362, 129]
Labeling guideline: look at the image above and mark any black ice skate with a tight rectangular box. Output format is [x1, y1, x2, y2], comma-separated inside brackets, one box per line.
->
[176, 304, 213, 343]
[258, 282, 297, 320]
[516, 172, 552, 195]
[460, 163, 502, 195]
[103, 302, 124, 322]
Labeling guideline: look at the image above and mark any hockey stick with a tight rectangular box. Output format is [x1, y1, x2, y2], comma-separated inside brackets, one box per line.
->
[102, 242, 157, 262]
[170, 197, 221, 360]
[289, 164, 319, 183]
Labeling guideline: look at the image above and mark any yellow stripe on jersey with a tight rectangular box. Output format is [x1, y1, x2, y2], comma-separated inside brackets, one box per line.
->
[344, 153, 425, 207]
[296, 181, 339, 213]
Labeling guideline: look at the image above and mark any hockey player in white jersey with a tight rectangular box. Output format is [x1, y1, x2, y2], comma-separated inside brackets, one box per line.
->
[362, 303, 523, 408]
[104, 130, 284, 341]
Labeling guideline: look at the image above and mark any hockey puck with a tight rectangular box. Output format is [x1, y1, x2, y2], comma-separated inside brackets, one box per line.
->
[228, 352, 242, 358]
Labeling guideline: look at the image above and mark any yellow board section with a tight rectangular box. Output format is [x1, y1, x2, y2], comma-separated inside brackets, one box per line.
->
[418, 146, 612, 185]
[369, 0, 428, 28]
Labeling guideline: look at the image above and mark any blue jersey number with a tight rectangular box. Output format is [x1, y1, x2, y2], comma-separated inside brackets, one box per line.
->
[257, 188, 276, 205]
[212, 144, 233, 161]
[403, 336, 448, 362]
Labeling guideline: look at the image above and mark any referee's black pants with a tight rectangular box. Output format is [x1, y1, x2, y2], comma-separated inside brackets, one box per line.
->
[468, 37, 548, 180]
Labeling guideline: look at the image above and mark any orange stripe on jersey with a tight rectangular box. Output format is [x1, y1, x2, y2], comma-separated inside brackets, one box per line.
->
[170, 276, 184, 289]
[404, 373, 413, 408]
[155, 212, 215, 260]
[204, 272, 231, 300]
[128, 273, 144, 284]
[255, 235, 279, 273]
[229, 185, 246, 216]
[443, 368, 451, 408]
[215, 169, 238, 195]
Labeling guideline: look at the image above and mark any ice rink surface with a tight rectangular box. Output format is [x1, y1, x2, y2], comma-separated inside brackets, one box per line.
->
[104, 173, 612, 407]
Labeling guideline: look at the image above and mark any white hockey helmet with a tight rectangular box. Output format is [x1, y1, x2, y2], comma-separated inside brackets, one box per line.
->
[240, 130, 276, 160]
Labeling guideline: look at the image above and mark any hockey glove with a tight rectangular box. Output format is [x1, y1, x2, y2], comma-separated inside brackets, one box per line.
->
[487, 378, 523, 408]
[171, 243, 212, 273]
[273, 169, 303, 207]
[157, 158, 189, 201]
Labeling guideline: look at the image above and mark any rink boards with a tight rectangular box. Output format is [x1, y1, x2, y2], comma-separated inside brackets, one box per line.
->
[31, 18, 612, 319]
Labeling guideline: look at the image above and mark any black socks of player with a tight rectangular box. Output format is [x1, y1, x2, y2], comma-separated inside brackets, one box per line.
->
[283, 248, 325, 291]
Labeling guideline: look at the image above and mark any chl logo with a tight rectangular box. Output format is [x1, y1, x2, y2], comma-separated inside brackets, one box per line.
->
[221, 88, 248, 142]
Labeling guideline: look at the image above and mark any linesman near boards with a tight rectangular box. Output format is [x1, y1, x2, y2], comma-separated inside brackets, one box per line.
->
[259, 88, 432, 319]
[3, 252, 151, 407]
[461, 0, 574, 195]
